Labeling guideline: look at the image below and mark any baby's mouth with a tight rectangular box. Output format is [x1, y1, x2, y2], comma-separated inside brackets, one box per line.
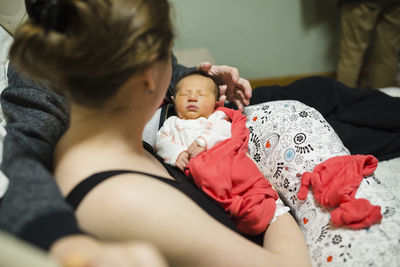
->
[186, 105, 198, 111]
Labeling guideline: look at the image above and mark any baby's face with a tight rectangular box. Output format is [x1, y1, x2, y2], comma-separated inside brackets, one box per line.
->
[174, 74, 218, 120]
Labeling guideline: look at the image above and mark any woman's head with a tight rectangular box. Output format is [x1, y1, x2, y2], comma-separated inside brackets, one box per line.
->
[173, 71, 219, 120]
[10, 0, 174, 108]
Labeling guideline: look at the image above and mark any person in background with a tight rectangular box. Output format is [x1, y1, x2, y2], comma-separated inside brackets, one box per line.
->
[336, 0, 400, 89]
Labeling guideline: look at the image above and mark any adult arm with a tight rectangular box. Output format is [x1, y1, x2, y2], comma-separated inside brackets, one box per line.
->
[74, 173, 311, 267]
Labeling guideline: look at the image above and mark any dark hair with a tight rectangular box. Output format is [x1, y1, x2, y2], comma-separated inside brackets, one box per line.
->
[10, 0, 174, 107]
[173, 70, 219, 99]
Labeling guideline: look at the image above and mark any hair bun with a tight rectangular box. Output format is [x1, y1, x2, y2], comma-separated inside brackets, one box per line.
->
[25, 0, 68, 33]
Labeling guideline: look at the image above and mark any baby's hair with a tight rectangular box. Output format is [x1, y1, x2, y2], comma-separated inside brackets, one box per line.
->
[173, 70, 220, 99]
[10, 0, 174, 108]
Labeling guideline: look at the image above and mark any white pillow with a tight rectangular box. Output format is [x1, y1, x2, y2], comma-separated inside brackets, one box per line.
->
[244, 100, 400, 266]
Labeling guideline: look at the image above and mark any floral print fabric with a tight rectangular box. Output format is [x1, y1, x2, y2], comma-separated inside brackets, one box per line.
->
[244, 100, 400, 267]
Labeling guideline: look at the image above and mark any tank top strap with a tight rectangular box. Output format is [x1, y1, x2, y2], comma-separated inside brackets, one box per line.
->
[66, 170, 175, 209]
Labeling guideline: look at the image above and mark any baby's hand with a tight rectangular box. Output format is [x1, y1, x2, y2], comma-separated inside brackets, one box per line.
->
[188, 141, 206, 158]
[176, 151, 189, 171]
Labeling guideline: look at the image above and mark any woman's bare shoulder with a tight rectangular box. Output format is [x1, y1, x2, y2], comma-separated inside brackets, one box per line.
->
[74, 172, 274, 267]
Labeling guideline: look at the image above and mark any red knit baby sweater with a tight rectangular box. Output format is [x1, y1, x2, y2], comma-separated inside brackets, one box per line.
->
[186, 107, 278, 235]
[298, 155, 382, 229]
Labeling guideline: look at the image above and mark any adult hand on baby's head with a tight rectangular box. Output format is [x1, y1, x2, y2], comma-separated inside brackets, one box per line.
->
[176, 151, 190, 172]
[197, 62, 252, 111]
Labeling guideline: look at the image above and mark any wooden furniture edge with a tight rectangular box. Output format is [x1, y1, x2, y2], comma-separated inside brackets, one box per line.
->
[249, 72, 335, 89]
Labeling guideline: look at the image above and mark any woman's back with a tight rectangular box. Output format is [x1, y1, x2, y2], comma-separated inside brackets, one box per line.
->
[53, 111, 174, 197]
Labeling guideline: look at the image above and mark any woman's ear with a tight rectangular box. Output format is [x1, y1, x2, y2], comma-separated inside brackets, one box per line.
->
[142, 67, 156, 95]
[142, 53, 161, 94]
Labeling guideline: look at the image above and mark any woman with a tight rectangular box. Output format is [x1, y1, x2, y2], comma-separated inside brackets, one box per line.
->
[9, 0, 311, 266]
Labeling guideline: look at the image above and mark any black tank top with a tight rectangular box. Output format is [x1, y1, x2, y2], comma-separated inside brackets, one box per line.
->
[66, 142, 264, 245]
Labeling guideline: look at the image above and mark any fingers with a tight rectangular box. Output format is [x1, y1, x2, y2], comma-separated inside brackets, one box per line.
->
[233, 99, 244, 111]
[234, 88, 245, 101]
[230, 78, 251, 110]
[176, 151, 189, 171]
[190, 149, 202, 158]
[188, 141, 205, 158]
[198, 63, 251, 109]
[219, 84, 227, 97]
[218, 85, 227, 107]
[187, 142, 196, 154]
[188, 147, 199, 158]
[196, 62, 212, 73]
[181, 153, 189, 165]
[218, 94, 227, 107]
[228, 66, 240, 84]
[176, 161, 186, 172]
[228, 87, 246, 111]
[190, 147, 201, 158]
[176, 163, 185, 172]
[237, 77, 252, 102]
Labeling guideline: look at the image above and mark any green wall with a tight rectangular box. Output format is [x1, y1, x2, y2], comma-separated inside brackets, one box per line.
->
[171, 0, 340, 79]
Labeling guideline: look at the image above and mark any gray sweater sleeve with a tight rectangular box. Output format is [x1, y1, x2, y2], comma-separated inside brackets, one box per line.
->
[0, 65, 82, 250]
[0, 54, 194, 250]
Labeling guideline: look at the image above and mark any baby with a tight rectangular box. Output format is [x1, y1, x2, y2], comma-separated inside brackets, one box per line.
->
[156, 71, 230, 170]
[155, 71, 287, 236]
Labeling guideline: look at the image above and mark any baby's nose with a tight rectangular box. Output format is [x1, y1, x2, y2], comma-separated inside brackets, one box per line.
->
[188, 94, 198, 101]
